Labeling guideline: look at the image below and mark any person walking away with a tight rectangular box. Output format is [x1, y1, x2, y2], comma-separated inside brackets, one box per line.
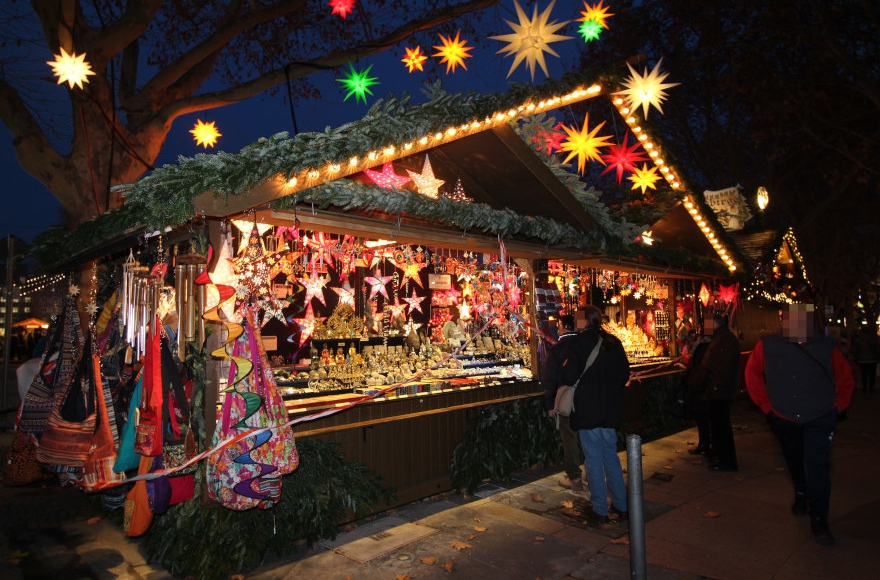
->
[682, 330, 712, 455]
[542, 314, 586, 491]
[851, 326, 879, 392]
[570, 306, 631, 525]
[745, 304, 854, 546]
[701, 315, 742, 471]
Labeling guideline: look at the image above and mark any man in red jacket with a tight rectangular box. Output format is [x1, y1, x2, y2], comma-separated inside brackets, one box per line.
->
[745, 304, 853, 546]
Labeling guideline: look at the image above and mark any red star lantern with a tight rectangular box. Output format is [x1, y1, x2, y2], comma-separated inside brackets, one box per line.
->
[292, 305, 320, 347]
[402, 46, 428, 73]
[718, 283, 739, 305]
[532, 122, 566, 154]
[364, 162, 411, 189]
[601, 133, 648, 185]
[329, 0, 356, 19]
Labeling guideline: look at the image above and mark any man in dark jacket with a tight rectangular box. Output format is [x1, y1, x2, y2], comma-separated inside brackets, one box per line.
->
[700, 315, 742, 471]
[570, 306, 631, 524]
[542, 315, 585, 491]
[745, 304, 854, 546]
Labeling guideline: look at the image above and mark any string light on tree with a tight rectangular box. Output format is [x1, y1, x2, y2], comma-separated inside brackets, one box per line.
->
[433, 31, 473, 73]
[614, 58, 679, 119]
[190, 119, 222, 148]
[489, 0, 572, 80]
[337, 63, 378, 105]
[47, 47, 96, 89]
[401, 46, 428, 73]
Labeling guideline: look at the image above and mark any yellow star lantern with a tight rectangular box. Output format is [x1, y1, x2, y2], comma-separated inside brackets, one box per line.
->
[402, 46, 428, 73]
[628, 163, 662, 194]
[407, 155, 445, 198]
[47, 47, 96, 89]
[433, 31, 473, 73]
[490, 0, 572, 80]
[560, 113, 613, 174]
[190, 119, 222, 148]
[615, 58, 680, 119]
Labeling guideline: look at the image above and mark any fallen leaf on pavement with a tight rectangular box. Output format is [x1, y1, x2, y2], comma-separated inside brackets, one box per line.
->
[87, 516, 101, 524]
[704, 511, 721, 518]
[530, 493, 544, 503]
[450, 541, 471, 551]
[396, 575, 411, 580]
[473, 517, 482, 523]
[535, 536, 545, 541]
[610, 537, 630, 545]
[443, 561, 456, 572]
[467, 534, 475, 540]
[421, 556, 437, 565]
[560, 500, 574, 509]
[474, 525, 487, 532]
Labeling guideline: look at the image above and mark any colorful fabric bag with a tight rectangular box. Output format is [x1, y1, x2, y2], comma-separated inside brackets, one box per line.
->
[82, 350, 127, 492]
[134, 324, 164, 456]
[113, 372, 143, 473]
[205, 306, 299, 510]
[124, 455, 155, 537]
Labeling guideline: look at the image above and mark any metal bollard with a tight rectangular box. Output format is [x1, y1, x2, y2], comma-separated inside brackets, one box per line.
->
[627, 434, 647, 580]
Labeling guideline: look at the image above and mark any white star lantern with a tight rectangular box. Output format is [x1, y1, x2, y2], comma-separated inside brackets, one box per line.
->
[47, 47, 96, 89]
[490, 0, 572, 80]
[407, 155, 445, 198]
[615, 58, 679, 119]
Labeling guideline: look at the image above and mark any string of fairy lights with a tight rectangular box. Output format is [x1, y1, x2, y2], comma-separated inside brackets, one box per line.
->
[10, 272, 67, 297]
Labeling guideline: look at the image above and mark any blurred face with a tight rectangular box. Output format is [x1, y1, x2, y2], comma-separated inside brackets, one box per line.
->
[781, 305, 814, 342]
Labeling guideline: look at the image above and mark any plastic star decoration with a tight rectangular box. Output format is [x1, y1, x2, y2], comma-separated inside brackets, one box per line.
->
[364, 271, 393, 300]
[68, 284, 81, 296]
[601, 133, 648, 185]
[406, 155, 445, 198]
[190, 119, 222, 148]
[490, 0, 572, 80]
[402, 46, 428, 73]
[578, 19, 603, 42]
[337, 63, 378, 105]
[615, 58, 680, 119]
[403, 288, 426, 314]
[579, 1, 614, 29]
[364, 162, 410, 189]
[329, 0, 356, 19]
[718, 283, 739, 305]
[560, 113, 614, 173]
[532, 122, 566, 154]
[433, 31, 473, 73]
[47, 47, 96, 89]
[628, 163, 662, 194]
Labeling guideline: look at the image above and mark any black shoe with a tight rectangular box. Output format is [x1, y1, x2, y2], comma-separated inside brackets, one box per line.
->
[791, 494, 809, 516]
[611, 507, 629, 521]
[688, 445, 708, 455]
[709, 463, 738, 472]
[811, 518, 835, 546]
[588, 510, 619, 529]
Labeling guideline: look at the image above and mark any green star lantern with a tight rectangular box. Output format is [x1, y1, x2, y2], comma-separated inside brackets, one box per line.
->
[337, 63, 378, 105]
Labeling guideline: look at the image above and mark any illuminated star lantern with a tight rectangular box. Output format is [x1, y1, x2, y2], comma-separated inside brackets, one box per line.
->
[329, 0, 356, 18]
[47, 47, 96, 89]
[403, 288, 426, 314]
[305, 231, 336, 270]
[230, 227, 284, 300]
[628, 163, 662, 194]
[232, 220, 273, 254]
[331, 283, 356, 307]
[364, 271, 393, 300]
[578, 19, 603, 42]
[364, 162, 410, 189]
[298, 269, 328, 307]
[579, 1, 614, 29]
[444, 178, 472, 202]
[433, 31, 473, 73]
[718, 283, 739, 305]
[406, 155, 444, 198]
[292, 305, 320, 347]
[615, 58, 680, 119]
[560, 113, 613, 173]
[387, 299, 408, 320]
[490, 0, 572, 80]
[190, 119, 222, 148]
[399, 260, 427, 288]
[337, 63, 378, 105]
[638, 230, 655, 246]
[699, 283, 712, 307]
[532, 122, 566, 154]
[402, 46, 428, 73]
[601, 133, 648, 185]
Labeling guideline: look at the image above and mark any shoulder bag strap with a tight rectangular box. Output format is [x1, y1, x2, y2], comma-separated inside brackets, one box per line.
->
[573, 338, 603, 388]
[791, 342, 834, 386]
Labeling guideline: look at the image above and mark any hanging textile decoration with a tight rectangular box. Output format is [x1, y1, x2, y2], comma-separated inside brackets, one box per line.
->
[614, 58, 679, 119]
[206, 307, 299, 510]
[82, 341, 127, 492]
[433, 31, 473, 73]
[402, 46, 428, 73]
[490, 0, 572, 80]
[561, 113, 613, 173]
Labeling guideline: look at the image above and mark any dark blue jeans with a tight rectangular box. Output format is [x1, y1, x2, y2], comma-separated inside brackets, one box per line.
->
[767, 408, 838, 520]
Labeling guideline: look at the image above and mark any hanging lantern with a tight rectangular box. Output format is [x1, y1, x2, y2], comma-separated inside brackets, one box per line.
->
[699, 283, 712, 307]
[190, 119, 221, 148]
[489, 0, 572, 80]
[47, 47, 96, 89]
[433, 31, 473, 73]
[614, 58, 679, 119]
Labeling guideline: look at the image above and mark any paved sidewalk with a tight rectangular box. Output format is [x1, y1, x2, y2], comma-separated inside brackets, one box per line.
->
[2, 389, 878, 579]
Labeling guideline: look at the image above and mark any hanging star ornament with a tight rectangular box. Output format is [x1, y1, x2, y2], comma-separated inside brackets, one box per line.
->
[47, 47, 96, 89]
[190, 119, 222, 148]
[579, 1, 614, 29]
[232, 220, 273, 254]
[329, 0, 356, 18]
[601, 133, 648, 185]
[364, 162, 411, 189]
[331, 283, 356, 307]
[628, 163, 662, 194]
[291, 305, 320, 347]
[399, 260, 427, 288]
[615, 58, 680, 119]
[532, 122, 566, 154]
[298, 269, 328, 307]
[560, 113, 614, 173]
[387, 299, 408, 320]
[718, 283, 739, 305]
[407, 155, 444, 198]
[337, 63, 378, 105]
[578, 19, 603, 42]
[433, 30, 473, 73]
[364, 271, 393, 300]
[230, 227, 284, 300]
[490, 0, 572, 80]
[403, 289, 426, 314]
[402, 46, 428, 73]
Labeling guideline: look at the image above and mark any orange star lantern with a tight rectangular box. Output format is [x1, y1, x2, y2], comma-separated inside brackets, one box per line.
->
[402, 46, 428, 73]
[433, 31, 473, 73]
[190, 119, 222, 148]
[560, 113, 613, 173]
